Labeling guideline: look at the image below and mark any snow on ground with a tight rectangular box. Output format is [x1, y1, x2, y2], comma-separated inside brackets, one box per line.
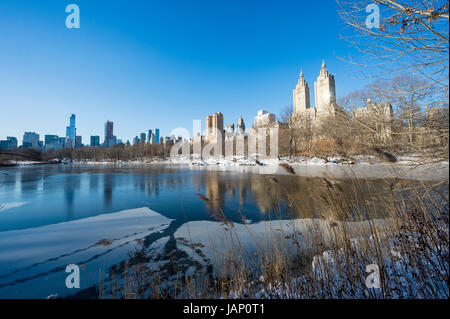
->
[250, 227, 449, 299]
[0, 207, 173, 298]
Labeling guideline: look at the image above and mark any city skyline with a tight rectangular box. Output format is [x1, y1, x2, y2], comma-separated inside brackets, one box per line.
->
[0, 0, 375, 142]
[0, 60, 399, 151]
[0, 61, 366, 148]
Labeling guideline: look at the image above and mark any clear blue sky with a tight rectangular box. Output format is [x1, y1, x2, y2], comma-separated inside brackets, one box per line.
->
[0, 0, 369, 143]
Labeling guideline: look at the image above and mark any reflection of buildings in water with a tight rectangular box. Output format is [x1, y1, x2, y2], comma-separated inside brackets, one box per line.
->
[250, 178, 281, 214]
[142, 175, 161, 197]
[64, 174, 81, 218]
[139, 177, 146, 192]
[20, 171, 40, 193]
[204, 173, 226, 211]
[147, 178, 160, 196]
[194, 171, 395, 221]
[192, 173, 204, 195]
[12, 171, 21, 193]
[163, 174, 183, 192]
[42, 171, 53, 191]
[286, 178, 331, 219]
[103, 174, 115, 207]
[238, 179, 247, 206]
[201, 172, 281, 214]
[280, 177, 394, 220]
[199, 172, 281, 215]
[89, 174, 99, 192]
[132, 173, 186, 197]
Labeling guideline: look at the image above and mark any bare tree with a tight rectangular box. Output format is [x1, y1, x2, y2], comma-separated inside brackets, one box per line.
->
[389, 75, 432, 143]
[337, 0, 449, 91]
[279, 105, 295, 157]
[279, 105, 294, 124]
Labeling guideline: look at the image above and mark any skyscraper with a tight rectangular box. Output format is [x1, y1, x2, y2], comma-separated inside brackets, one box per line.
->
[22, 132, 40, 149]
[75, 136, 82, 148]
[147, 129, 153, 143]
[149, 133, 156, 144]
[155, 129, 160, 144]
[293, 70, 311, 113]
[90, 136, 100, 147]
[104, 121, 114, 148]
[66, 114, 76, 147]
[205, 112, 224, 141]
[45, 135, 58, 146]
[237, 116, 245, 133]
[140, 133, 146, 144]
[314, 60, 336, 112]
[44, 135, 59, 150]
[0, 137, 18, 150]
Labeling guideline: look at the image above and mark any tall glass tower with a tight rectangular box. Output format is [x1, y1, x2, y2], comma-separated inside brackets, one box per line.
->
[155, 129, 160, 144]
[104, 121, 114, 148]
[65, 114, 76, 147]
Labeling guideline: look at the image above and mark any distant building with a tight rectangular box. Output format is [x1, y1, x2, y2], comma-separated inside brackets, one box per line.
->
[226, 123, 235, 133]
[155, 129, 160, 144]
[237, 116, 245, 133]
[45, 135, 58, 146]
[58, 137, 66, 146]
[254, 110, 276, 128]
[22, 132, 40, 149]
[292, 61, 339, 129]
[147, 129, 153, 143]
[66, 114, 76, 148]
[140, 133, 146, 144]
[149, 133, 156, 144]
[146, 129, 160, 144]
[354, 100, 393, 141]
[133, 136, 140, 145]
[163, 136, 174, 146]
[104, 121, 114, 148]
[205, 112, 224, 141]
[63, 138, 73, 148]
[90, 135, 100, 147]
[0, 136, 18, 150]
[75, 136, 82, 148]
[44, 135, 62, 150]
[9, 137, 18, 149]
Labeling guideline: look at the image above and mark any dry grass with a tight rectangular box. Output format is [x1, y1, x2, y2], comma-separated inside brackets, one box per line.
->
[100, 173, 449, 299]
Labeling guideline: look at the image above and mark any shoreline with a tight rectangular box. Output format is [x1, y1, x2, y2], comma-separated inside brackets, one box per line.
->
[2, 155, 448, 181]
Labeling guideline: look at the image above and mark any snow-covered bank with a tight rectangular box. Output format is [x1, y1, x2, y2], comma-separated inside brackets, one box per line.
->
[1, 160, 48, 166]
[0, 207, 173, 298]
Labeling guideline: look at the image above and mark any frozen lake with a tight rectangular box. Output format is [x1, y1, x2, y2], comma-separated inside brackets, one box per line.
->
[0, 164, 446, 298]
